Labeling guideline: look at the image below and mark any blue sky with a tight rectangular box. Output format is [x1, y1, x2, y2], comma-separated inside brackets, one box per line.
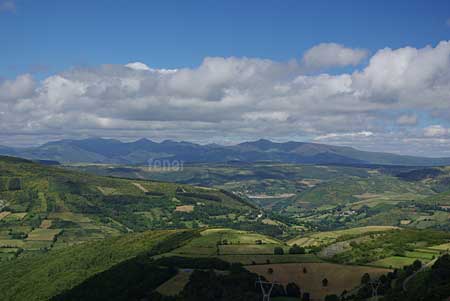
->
[1, 0, 450, 157]
[2, 0, 450, 77]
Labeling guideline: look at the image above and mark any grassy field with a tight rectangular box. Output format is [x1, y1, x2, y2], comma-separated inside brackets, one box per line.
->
[156, 270, 192, 296]
[429, 242, 450, 251]
[219, 244, 283, 255]
[170, 228, 284, 257]
[288, 226, 398, 247]
[246, 263, 391, 301]
[368, 256, 418, 269]
[219, 254, 322, 265]
[26, 229, 61, 241]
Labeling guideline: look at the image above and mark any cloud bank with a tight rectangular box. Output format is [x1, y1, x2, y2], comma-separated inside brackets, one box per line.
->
[1, 41, 450, 156]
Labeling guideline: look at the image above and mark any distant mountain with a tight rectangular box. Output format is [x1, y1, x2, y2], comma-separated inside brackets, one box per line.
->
[1, 138, 450, 166]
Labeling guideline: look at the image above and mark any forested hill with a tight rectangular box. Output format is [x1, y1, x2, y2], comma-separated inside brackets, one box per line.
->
[2, 138, 450, 166]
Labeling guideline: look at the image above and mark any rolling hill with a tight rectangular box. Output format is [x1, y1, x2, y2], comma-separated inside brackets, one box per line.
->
[2, 138, 450, 166]
[0, 229, 197, 301]
[0, 155, 262, 261]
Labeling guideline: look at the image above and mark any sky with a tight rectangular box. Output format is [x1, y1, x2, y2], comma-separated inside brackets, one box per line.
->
[1, 0, 450, 157]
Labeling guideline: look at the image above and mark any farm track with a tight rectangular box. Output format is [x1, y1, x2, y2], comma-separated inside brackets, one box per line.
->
[132, 182, 149, 193]
[402, 257, 437, 292]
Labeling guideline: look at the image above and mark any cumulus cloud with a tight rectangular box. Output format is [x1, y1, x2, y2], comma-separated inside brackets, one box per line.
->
[125, 62, 151, 71]
[0, 74, 35, 102]
[1, 41, 450, 156]
[302, 43, 368, 69]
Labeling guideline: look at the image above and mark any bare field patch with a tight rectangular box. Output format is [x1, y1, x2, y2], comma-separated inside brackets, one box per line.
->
[175, 205, 194, 212]
[246, 263, 390, 301]
[0, 211, 11, 220]
[40, 219, 52, 229]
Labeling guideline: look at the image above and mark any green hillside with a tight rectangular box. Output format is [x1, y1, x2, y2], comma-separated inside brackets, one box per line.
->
[0, 156, 260, 260]
[0, 229, 197, 301]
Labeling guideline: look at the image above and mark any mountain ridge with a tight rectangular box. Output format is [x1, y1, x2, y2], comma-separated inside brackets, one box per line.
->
[1, 138, 450, 166]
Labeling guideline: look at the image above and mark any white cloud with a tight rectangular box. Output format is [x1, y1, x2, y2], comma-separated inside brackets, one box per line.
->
[125, 62, 151, 71]
[1, 41, 450, 156]
[314, 131, 374, 141]
[0, 74, 35, 102]
[125, 62, 177, 74]
[424, 125, 450, 137]
[302, 43, 368, 69]
[352, 41, 450, 108]
[396, 114, 418, 126]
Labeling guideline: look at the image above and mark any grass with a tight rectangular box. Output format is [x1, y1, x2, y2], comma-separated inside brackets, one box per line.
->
[404, 251, 436, 260]
[288, 226, 398, 247]
[221, 254, 322, 265]
[429, 242, 450, 251]
[219, 244, 285, 255]
[368, 256, 418, 269]
[156, 270, 192, 296]
[0, 239, 26, 248]
[171, 228, 284, 257]
[4, 212, 27, 221]
[47, 212, 92, 223]
[0, 230, 192, 301]
[38, 192, 47, 212]
[246, 263, 390, 300]
[26, 229, 62, 241]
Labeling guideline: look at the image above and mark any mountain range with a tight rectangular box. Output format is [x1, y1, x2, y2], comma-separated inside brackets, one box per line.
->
[1, 138, 450, 166]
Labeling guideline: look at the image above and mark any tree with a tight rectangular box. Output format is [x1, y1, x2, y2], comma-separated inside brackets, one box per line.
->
[274, 247, 284, 255]
[325, 295, 339, 301]
[289, 244, 306, 254]
[7, 178, 21, 191]
[286, 282, 301, 297]
[413, 259, 422, 271]
[322, 278, 328, 287]
[361, 273, 371, 285]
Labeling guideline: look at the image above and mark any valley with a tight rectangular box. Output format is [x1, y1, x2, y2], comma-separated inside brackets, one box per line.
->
[0, 155, 449, 300]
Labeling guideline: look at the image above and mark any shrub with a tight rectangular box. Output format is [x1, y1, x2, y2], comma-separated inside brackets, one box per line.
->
[274, 247, 284, 255]
[325, 294, 339, 301]
[7, 178, 21, 191]
[286, 282, 301, 297]
[289, 244, 306, 254]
